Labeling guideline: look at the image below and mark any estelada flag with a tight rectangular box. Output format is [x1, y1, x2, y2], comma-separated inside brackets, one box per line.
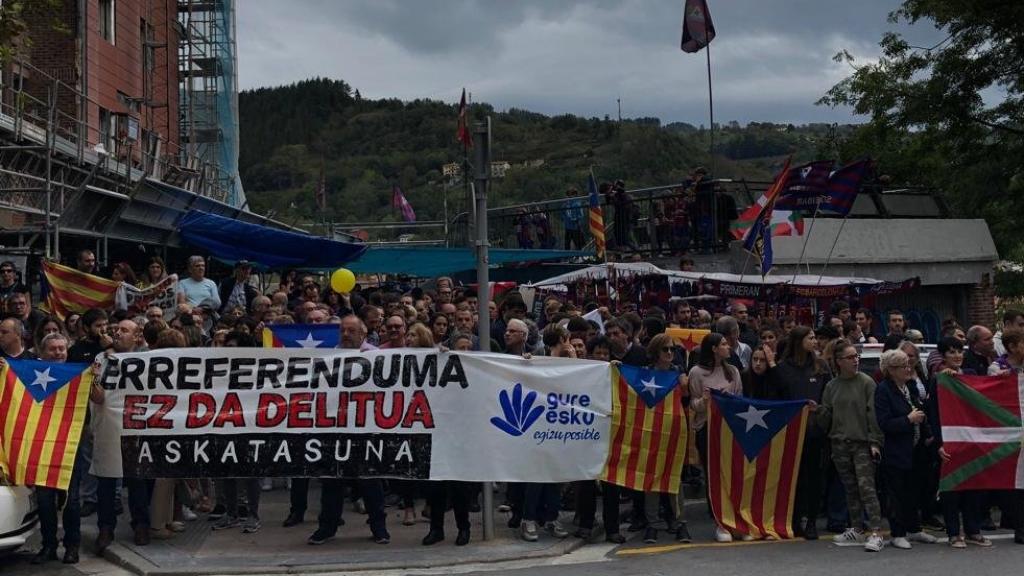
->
[602, 364, 687, 493]
[0, 359, 93, 490]
[666, 328, 709, 352]
[587, 173, 605, 259]
[936, 372, 1023, 491]
[707, 391, 809, 539]
[41, 260, 119, 320]
[262, 324, 340, 349]
[680, 0, 715, 53]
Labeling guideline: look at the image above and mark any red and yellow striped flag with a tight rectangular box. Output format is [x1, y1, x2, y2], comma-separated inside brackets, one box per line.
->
[602, 363, 687, 493]
[0, 358, 93, 490]
[42, 260, 119, 320]
[587, 174, 606, 259]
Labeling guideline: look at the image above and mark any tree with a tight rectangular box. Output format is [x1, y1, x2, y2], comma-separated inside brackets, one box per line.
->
[819, 0, 1024, 257]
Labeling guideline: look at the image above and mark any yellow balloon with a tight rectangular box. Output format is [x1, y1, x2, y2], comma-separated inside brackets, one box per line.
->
[330, 268, 356, 293]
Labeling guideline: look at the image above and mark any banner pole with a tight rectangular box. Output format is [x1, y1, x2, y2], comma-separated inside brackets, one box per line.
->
[704, 12, 715, 176]
[816, 212, 850, 285]
[791, 198, 821, 283]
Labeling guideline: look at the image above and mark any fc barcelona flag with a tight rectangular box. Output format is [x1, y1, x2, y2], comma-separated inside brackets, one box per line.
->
[936, 372, 1024, 491]
[602, 364, 687, 493]
[0, 359, 93, 490]
[262, 324, 340, 349]
[707, 391, 809, 539]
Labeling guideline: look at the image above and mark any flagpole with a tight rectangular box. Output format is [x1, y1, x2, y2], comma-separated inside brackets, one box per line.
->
[591, 166, 614, 309]
[791, 198, 822, 283]
[816, 212, 850, 285]
[704, 10, 715, 175]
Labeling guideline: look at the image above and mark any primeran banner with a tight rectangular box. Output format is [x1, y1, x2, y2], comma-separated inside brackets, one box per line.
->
[91, 349, 612, 481]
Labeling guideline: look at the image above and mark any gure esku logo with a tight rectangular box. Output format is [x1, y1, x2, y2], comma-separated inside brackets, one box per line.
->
[490, 383, 543, 436]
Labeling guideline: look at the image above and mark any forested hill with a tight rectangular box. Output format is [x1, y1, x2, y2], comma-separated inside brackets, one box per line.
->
[238, 78, 854, 226]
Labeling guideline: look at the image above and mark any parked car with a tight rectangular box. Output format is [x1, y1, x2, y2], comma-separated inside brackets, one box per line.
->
[856, 343, 937, 377]
[0, 472, 37, 554]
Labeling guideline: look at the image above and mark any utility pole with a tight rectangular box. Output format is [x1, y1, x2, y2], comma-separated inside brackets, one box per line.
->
[473, 117, 494, 541]
[617, 97, 622, 122]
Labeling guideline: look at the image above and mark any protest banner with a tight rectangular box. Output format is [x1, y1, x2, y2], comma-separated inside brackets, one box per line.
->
[92, 349, 612, 482]
[115, 275, 179, 317]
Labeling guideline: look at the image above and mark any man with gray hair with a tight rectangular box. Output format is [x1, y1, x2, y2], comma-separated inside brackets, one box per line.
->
[176, 256, 220, 309]
[0, 317, 33, 359]
[715, 315, 752, 370]
[963, 325, 994, 375]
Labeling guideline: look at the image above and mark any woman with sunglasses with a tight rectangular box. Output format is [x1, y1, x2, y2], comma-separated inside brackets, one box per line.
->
[874, 349, 939, 550]
[818, 340, 885, 551]
[639, 333, 691, 544]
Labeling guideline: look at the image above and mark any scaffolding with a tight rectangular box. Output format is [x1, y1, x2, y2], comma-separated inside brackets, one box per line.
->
[177, 0, 245, 207]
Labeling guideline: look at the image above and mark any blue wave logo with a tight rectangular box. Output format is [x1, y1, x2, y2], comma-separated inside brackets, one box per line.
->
[490, 383, 544, 437]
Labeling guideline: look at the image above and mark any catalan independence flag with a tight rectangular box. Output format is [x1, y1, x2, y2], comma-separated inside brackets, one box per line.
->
[936, 372, 1024, 491]
[262, 324, 340, 348]
[601, 364, 687, 493]
[41, 260, 119, 320]
[0, 359, 92, 490]
[587, 173, 605, 259]
[707, 391, 809, 539]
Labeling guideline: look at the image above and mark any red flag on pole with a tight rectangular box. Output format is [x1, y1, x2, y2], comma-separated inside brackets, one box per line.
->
[456, 88, 473, 148]
[681, 0, 716, 53]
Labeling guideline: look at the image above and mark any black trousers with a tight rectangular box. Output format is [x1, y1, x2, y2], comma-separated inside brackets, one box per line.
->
[37, 451, 84, 549]
[883, 465, 921, 537]
[290, 477, 309, 515]
[318, 478, 386, 536]
[794, 435, 825, 525]
[575, 480, 620, 535]
[425, 481, 472, 532]
[97, 477, 153, 530]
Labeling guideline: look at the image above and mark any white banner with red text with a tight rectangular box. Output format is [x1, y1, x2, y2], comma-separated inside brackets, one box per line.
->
[91, 349, 611, 481]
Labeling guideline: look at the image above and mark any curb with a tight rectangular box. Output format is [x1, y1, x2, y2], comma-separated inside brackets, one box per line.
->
[103, 535, 587, 576]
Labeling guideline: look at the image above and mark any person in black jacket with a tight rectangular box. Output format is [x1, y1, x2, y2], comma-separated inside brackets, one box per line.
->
[217, 260, 259, 315]
[775, 326, 831, 539]
[875, 349, 939, 549]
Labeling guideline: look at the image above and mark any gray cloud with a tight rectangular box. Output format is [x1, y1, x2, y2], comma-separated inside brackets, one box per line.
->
[236, 0, 944, 124]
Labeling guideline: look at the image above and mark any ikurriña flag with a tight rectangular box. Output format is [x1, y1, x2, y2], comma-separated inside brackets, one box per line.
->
[0, 359, 93, 490]
[707, 391, 809, 539]
[936, 372, 1023, 491]
[680, 0, 716, 53]
[262, 324, 340, 349]
[587, 173, 606, 259]
[41, 260, 119, 320]
[602, 363, 687, 493]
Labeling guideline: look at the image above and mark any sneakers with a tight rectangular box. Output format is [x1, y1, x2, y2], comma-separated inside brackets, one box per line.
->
[520, 520, 539, 542]
[834, 528, 865, 543]
[966, 534, 993, 547]
[241, 517, 262, 534]
[864, 533, 884, 552]
[373, 529, 391, 545]
[181, 507, 198, 521]
[307, 528, 335, 545]
[676, 522, 692, 543]
[545, 520, 569, 538]
[908, 531, 938, 544]
[167, 521, 186, 532]
[212, 515, 240, 531]
[643, 526, 657, 544]
[715, 525, 733, 542]
[891, 536, 911, 549]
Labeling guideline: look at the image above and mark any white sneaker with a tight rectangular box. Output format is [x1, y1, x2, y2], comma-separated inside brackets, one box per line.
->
[864, 533, 884, 552]
[545, 520, 569, 538]
[891, 536, 912, 549]
[520, 520, 539, 542]
[715, 525, 733, 542]
[908, 531, 937, 544]
[181, 507, 198, 522]
[834, 528, 865, 543]
[739, 533, 754, 541]
[260, 478, 273, 492]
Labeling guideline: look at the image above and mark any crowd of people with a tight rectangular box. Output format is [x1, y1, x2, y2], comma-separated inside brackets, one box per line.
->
[3, 250, 1023, 566]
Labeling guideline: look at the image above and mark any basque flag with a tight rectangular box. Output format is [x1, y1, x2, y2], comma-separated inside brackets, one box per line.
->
[0, 359, 93, 489]
[262, 324, 339, 349]
[602, 364, 688, 493]
[773, 160, 834, 212]
[820, 159, 872, 216]
[708, 391, 810, 539]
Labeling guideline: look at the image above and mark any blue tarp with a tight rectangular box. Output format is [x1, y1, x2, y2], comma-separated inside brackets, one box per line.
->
[346, 247, 586, 277]
[177, 210, 368, 268]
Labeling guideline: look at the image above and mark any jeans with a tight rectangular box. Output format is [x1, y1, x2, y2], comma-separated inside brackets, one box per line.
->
[97, 477, 153, 530]
[575, 481, 620, 535]
[37, 449, 84, 549]
[426, 481, 471, 532]
[522, 483, 561, 523]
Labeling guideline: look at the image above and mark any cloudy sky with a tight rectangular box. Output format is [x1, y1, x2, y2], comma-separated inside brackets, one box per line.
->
[236, 0, 943, 125]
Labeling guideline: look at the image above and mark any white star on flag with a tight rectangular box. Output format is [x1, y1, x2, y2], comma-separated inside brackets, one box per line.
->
[736, 404, 771, 433]
[641, 376, 661, 397]
[295, 333, 323, 348]
[31, 368, 57, 392]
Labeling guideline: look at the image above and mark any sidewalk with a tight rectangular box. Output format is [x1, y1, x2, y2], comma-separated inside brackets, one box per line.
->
[85, 484, 589, 576]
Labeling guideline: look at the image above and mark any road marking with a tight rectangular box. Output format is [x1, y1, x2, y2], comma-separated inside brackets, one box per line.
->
[615, 537, 804, 556]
